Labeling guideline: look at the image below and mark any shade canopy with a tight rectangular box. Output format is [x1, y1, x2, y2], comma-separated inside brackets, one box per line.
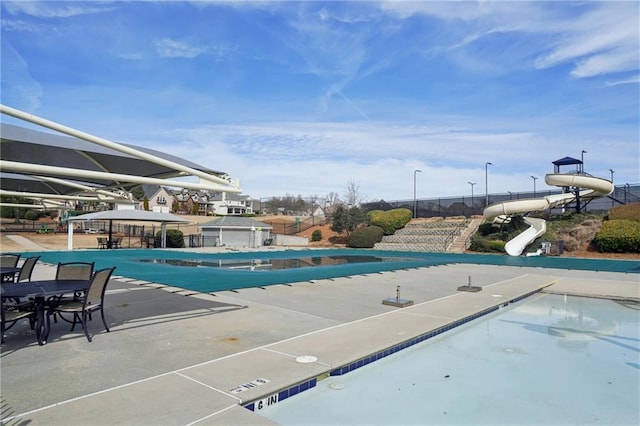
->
[65, 209, 192, 250]
[68, 210, 191, 224]
[0, 104, 242, 208]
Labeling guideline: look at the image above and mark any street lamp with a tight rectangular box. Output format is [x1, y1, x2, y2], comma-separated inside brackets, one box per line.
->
[467, 182, 476, 214]
[581, 150, 587, 173]
[609, 169, 614, 182]
[413, 169, 422, 218]
[485, 162, 492, 207]
[531, 175, 538, 197]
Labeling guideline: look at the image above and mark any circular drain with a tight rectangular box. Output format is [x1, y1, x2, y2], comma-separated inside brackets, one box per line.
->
[296, 355, 318, 363]
[329, 382, 345, 390]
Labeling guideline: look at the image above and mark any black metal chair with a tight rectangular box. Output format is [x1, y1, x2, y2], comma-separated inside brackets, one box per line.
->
[50, 262, 95, 323]
[48, 267, 116, 342]
[55, 262, 95, 281]
[1, 254, 21, 283]
[1, 301, 35, 344]
[16, 256, 40, 282]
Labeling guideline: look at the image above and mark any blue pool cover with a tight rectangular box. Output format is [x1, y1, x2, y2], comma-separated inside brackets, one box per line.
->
[23, 249, 640, 293]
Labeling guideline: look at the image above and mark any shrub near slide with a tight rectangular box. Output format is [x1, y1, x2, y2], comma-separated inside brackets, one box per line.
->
[594, 220, 640, 253]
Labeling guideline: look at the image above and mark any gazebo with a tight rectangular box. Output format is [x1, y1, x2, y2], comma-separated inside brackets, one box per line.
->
[67, 210, 191, 250]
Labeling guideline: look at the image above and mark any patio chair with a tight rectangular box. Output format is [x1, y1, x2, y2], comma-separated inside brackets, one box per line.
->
[112, 236, 123, 249]
[50, 262, 95, 323]
[56, 261, 95, 281]
[48, 267, 116, 342]
[1, 301, 35, 344]
[16, 256, 40, 282]
[97, 237, 107, 249]
[9, 256, 41, 305]
[1, 254, 21, 283]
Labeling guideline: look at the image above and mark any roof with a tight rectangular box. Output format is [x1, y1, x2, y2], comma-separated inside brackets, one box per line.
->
[552, 156, 582, 166]
[200, 216, 272, 229]
[68, 209, 191, 223]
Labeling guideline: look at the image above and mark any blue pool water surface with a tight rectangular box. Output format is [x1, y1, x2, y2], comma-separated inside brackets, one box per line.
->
[24, 249, 640, 293]
[259, 293, 640, 425]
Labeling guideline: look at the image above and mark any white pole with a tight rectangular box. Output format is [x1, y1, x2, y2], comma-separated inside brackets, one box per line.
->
[0, 161, 241, 192]
[67, 222, 74, 250]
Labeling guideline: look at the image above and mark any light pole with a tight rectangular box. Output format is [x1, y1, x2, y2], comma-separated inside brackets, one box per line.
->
[467, 182, 476, 214]
[531, 175, 538, 197]
[413, 169, 422, 218]
[485, 162, 492, 207]
[609, 169, 615, 207]
[581, 150, 587, 173]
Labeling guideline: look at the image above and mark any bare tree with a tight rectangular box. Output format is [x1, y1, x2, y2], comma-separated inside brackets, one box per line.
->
[344, 179, 366, 207]
[325, 192, 340, 206]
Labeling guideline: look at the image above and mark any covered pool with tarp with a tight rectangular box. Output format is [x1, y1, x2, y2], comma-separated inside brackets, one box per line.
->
[21, 249, 640, 293]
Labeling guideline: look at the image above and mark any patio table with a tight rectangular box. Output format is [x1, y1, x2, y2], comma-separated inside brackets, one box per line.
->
[1, 280, 90, 345]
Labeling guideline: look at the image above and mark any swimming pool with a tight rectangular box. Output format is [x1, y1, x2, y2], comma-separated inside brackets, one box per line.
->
[24, 249, 640, 293]
[258, 293, 640, 425]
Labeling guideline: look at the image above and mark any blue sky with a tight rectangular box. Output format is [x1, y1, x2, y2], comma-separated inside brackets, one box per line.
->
[1, 1, 638, 203]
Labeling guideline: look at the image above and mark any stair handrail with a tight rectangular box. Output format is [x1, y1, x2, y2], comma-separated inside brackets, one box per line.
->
[442, 220, 469, 251]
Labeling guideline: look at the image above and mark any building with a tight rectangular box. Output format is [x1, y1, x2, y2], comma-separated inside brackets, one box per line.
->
[200, 216, 272, 248]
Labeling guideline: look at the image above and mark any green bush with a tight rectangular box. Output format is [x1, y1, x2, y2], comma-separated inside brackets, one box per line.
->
[347, 225, 384, 248]
[469, 236, 505, 253]
[155, 229, 185, 248]
[24, 210, 41, 221]
[594, 220, 640, 253]
[368, 208, 412, 235]
[311, 230, 322, 242]
[478, 222, 495, 236]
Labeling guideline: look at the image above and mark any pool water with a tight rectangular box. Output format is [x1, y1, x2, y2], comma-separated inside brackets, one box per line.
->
[258, 293, 640, 425]
[139, 254, 419, 271]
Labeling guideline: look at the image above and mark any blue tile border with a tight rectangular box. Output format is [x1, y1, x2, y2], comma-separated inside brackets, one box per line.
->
[329, 288, 542, 377]
[244, 377, 317, 411]
[244, 288, 542, 411]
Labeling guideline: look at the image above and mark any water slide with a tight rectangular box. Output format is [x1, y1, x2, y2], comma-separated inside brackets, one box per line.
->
[483, 173, 614, 256]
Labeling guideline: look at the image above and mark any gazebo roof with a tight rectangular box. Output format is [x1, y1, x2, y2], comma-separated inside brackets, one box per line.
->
[552, 156, 582, 166]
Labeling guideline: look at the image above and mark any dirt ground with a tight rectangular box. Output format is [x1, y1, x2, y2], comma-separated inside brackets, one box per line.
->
[1, 216, 637, 260]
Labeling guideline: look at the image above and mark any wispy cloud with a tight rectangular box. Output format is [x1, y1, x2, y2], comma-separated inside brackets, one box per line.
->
[2, 0, 116, 18]
[154, 38, 208, 59]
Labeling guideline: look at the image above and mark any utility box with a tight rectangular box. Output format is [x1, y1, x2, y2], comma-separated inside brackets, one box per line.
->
[549, 240, 564, 256]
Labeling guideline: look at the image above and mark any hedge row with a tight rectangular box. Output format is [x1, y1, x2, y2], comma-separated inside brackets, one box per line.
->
[368, 208, 412, 235]
[594, 219, 640, 253]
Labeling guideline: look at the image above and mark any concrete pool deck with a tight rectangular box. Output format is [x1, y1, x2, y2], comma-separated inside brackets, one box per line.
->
[1, 258, 638, 425]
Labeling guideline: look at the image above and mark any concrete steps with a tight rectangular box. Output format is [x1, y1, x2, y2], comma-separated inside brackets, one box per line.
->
[374, 217, 483, 253]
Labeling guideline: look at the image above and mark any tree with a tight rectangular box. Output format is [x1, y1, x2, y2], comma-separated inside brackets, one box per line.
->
[331, 205, 368, 236]
[143, 196, 150, 211]
[131, 185, 145, 201]
[344, 179, 366, 207]
[326, 192, 340, 206]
